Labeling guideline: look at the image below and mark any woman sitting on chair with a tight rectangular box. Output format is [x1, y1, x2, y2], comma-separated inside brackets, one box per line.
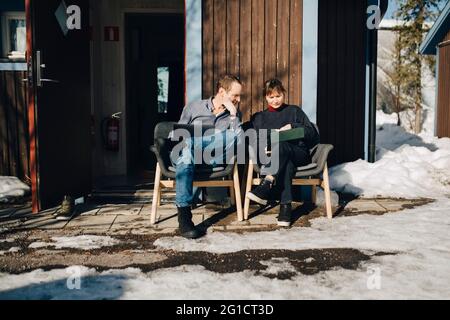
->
[247, 79, 320, 227]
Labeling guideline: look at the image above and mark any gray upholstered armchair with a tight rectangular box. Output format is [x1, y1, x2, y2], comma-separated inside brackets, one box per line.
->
[149, 122, 243, 225]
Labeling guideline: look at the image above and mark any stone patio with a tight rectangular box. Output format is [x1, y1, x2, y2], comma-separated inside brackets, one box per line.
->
[0, 195, 434, 237]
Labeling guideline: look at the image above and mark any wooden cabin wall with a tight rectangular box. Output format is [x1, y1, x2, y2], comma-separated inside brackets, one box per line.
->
[202, 0, 303, 123]
[436, 29, 450, 138]
[317, 0, 367, 166]
[0, 70, 30, 180]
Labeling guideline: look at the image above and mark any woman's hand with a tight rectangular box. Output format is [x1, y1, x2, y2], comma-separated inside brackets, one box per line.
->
[277, 124, 292, 132]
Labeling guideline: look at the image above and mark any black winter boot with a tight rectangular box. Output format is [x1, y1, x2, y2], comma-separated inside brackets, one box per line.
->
[177, 206, 203, 239]
[278, 204, 292, 227]
[246, 178, 274, 206]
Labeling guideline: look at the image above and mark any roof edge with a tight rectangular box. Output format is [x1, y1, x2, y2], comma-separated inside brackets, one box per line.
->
[420, 1, 450, 55]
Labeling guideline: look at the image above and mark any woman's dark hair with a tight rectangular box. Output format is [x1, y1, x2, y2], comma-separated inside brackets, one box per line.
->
[264, 78, 287, 96]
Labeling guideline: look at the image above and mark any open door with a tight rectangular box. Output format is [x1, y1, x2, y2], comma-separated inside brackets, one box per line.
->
[26, 0, 91, 212]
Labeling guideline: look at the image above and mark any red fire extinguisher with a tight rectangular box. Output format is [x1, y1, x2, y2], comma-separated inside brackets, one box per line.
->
[101, 112, 122, 152]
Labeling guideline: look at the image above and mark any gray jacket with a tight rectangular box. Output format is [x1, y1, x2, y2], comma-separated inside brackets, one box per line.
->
[178, 97, 242, 132]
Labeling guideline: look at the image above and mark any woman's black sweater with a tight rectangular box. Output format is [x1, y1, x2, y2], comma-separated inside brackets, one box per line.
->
[250, 104, 320, 151]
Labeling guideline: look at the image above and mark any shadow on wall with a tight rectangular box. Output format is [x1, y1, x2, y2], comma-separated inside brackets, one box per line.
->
[0, 273, 128, 300]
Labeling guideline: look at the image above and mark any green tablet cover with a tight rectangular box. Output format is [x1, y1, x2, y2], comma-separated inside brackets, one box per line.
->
[271, 127, 305, 143]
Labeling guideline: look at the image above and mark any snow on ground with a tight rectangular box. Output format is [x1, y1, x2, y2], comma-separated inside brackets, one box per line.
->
[154, 198, 450, 254]
[1, 197, 448, 299]
[28, 236, 121, 251]
[0, 245, 449, 299]
[329, 111, 450, 199]
[0, 177, 30, 202]
[0, 247, 21, 256]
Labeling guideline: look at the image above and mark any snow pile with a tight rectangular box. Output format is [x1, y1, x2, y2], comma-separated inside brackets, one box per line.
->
[328, 111, 450, 199]
[0, 177, 30, 202]
[28, 236, 121, 251]
[0, 247, 21, 256]
[154, 199, 450, 254]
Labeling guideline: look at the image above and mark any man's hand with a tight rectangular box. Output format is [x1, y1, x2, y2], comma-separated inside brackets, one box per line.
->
[277, 124, 292, 132]
[222, 97, 237, 117]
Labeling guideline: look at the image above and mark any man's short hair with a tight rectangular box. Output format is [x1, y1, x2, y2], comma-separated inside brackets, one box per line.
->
[216, 75, 242, 93]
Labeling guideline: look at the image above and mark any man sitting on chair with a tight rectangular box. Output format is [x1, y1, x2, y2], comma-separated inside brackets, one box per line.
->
[171, 75, 243, 239]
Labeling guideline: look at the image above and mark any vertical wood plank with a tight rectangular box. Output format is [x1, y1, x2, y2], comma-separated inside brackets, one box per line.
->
[16, 71, 30, 180]
[335, 0, 345, 164]
[203, 0, 304, 120]
[0, 72, 9, 176]
[289, 0, 302, 106]
[240, 0, 252, 122]
[214, 0, 227, 86]
[277, 0, 290, 101]
[5, 72, 19, 177]
[202, 0, 215, 98]
[344, 0, 355, 162]
[327, 0, 337, 164]
[227, 0, 240, 76]
[264, 0, 278, 83]
[251, 0, 265, 113]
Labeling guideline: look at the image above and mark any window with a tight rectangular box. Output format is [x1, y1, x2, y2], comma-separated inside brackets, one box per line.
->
[1, 12, 26, 60]
[157, 67, 170, 114]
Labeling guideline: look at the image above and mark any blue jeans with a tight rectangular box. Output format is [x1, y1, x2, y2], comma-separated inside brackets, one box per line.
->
[172, 130, 240, 208]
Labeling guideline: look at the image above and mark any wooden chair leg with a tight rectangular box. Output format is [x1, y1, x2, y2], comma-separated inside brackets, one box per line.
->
[233, 164, 244, 222]
[243, 161, 254, 220]
[151, 163, 162, 225]
[230, 182, 236, 206]
[311, 185, 317, 205]
[157, 187, 162, 206]
[321, 162, 333, 220]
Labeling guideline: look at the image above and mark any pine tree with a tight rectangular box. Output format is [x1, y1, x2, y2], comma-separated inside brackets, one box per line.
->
[382, 29, 411, 126]
[395, 0, 442, 134]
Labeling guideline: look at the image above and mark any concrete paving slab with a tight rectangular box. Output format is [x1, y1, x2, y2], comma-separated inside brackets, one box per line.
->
[110, 216, 152, 231]
[248, 214, 278, 226]
[98, 204, 143, 216]
[375, 199, 410, 212]
[345, 200, 387, 213]
[64, 214, 117, 230]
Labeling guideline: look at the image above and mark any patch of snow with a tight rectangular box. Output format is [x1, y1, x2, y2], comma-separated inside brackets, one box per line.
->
[328, 111, 450, 199]
[28, 242, 51, 249]
[316, 189, 339, 208]
[28, 236, 121, 251]
[154, 199, 450, 254]
[259, 258, 297, 277]
[0, 239, 15, 243]
[330, 145, 450, 198]
[0, 177, 30, 202]
[0, 251, 448, 299]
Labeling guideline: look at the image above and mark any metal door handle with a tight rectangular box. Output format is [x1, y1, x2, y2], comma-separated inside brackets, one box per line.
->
[36, 51, 59, 87]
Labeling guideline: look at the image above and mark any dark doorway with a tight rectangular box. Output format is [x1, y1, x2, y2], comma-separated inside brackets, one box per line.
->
[125, 13, 185, 176]
[27, 0, 91, 212]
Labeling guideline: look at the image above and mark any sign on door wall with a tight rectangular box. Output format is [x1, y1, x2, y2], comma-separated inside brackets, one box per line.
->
[104, 26, 119, 42]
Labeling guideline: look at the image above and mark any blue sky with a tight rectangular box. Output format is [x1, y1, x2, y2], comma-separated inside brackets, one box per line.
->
[385, 0, 399, 19]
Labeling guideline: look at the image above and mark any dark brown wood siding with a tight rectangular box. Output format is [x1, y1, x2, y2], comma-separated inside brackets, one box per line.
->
[202, 0, 303, 122]
[317, 0, 367, 166]
[436, 29, 450, 138]
[0, 71, 30, 180]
